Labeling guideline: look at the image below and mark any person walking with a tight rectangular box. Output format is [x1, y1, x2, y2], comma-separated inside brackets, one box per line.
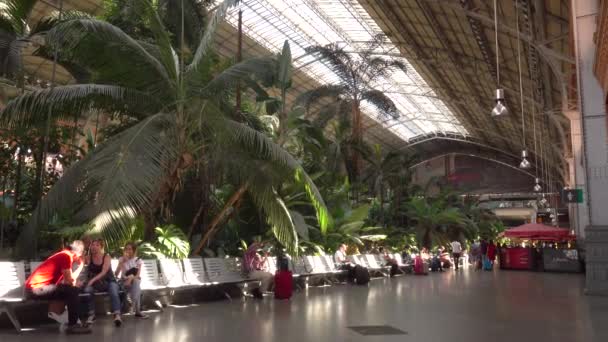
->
[487, 240, 497, 268]
[450, 240, 462, 270]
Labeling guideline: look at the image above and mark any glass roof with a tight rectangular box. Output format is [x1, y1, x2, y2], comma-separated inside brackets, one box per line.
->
[221, 0, 468, 141]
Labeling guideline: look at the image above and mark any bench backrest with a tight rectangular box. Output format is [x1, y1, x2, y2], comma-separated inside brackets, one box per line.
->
[182, 258, 209, 285]
[139, 259, 164, 290]
[311, 256, 330, 273]
[0, 261, 25, 299]
[158, 259, 187, 287]
[291, 256, 310, 275]
[364, 254, 382, 269]
[320, 256, 337, 272]
[203, 258, 244, 283]
[347, 255, 365, 267]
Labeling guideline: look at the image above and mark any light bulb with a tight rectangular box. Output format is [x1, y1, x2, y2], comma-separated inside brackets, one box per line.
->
[533, 178, 542, 192]
[491, 89, 508, 117]
[519, 150, 531, 169]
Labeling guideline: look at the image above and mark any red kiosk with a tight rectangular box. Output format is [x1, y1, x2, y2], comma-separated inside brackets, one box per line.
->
[499, 223, 579, 272]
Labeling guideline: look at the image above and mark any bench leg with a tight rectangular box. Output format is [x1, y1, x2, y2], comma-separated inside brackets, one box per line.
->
[1, 305, 22, 333]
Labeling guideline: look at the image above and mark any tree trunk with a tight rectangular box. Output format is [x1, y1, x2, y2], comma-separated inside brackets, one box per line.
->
[32, 141, 45, 209]
[12, 150, 23, 221]
[191, 183, 248, 256]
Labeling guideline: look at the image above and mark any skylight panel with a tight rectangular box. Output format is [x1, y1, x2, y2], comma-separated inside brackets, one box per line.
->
[221, 0, 467, 141]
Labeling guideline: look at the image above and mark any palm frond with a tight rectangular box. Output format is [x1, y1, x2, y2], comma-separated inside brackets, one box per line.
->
[201, 57, 276, 94]
[0, 84, 158, 128]
[304, 44, 353, 84]
[217, 118, 331, 233]
[295, 84, 347, 110]
[140, 0, 179, 86]
[187, 0, 241, 73]
[361, 89, 399, 119]
[248, 182, 299, 255]
[18, 114, 177, 257]
[45, 18, 172, 95]
[2, 0, 37, 35]
[159, 0, 206, 48]
[367, 57, 406, 81]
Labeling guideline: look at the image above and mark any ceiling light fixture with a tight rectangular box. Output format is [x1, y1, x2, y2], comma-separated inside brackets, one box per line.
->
[520, 150, 531, 169]
[533, 178, 542, 192]
[491, 0, 507, 117]
[513, 1, 529, 170]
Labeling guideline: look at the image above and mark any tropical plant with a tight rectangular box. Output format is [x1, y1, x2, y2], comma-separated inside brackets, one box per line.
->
[0, 0, 56, 78]
[139, 225, 190, 259]
[1, 0, 328, 257]
[405, 196, 466, 249]
[360, 144, 416, 225]
[296, 36, 406, 183]
[309, 203, 381, 253]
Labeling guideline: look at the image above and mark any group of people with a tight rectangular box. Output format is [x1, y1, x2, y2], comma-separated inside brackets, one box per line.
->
[25, 239, 148, 334]
[470, 239, 498, 269]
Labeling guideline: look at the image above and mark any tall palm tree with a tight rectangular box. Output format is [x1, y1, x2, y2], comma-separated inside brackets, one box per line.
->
[360, 144, 417, 225]
[0, 0, 328, 257]
[296, 36, 406, 184]
[406, 196, 465, 249]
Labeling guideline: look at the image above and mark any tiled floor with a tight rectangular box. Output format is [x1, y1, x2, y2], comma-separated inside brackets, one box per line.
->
[2, 269, 607, 342]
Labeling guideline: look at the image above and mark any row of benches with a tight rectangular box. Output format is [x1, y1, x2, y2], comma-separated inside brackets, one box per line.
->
[0, 253, 412, 332]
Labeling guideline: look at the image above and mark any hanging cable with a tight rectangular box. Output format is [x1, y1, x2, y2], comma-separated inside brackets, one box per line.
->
[494, 0, 500, 86]
[516, 2, 525, 148]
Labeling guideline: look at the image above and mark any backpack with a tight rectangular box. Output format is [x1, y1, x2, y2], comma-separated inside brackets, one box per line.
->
[353, 265, 370, 285]
[430, 256, 441, 272]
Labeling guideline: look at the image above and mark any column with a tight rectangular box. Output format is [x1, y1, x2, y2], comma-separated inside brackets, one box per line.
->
[572, 0, 608, 295]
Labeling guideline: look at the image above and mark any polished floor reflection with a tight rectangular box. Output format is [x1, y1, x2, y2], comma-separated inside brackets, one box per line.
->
[3, 270, 607, 342]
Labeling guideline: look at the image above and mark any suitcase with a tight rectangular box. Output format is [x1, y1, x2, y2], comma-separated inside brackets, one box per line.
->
[483, 259, 493, 271]
[414, 256, 427, 275]
[274, 270, 293, 299]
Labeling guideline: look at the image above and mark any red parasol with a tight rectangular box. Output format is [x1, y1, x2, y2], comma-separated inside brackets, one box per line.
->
[502, 223, 575, 240]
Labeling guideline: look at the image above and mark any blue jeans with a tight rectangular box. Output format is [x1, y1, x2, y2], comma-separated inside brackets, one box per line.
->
[84, 281, 121, 315]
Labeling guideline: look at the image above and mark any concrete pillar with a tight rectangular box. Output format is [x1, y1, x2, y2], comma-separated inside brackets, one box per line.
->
[564, 110, 589, 240]
[572, 0, 608, 295]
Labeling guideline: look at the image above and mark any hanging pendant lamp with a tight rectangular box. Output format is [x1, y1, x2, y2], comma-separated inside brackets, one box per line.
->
[491, 0, 508, 117]
[533, 178, 542, 192]
[514, 1, 529, 169]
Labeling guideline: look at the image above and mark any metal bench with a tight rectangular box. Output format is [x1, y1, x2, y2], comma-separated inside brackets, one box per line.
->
[0, 261, 26, 332]
[203, 258, 258, 300]
[182, 258, 211, 286]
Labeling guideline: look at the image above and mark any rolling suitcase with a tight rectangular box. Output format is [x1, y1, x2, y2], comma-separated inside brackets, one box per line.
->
[274, 270, 293, 299]
[414, 256, 427, 275]
[483, 259, 493, 271]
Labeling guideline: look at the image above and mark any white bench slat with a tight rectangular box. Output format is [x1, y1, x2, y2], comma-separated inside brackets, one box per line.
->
[183, 258, 210, 285]
[0, 262, 25, 300]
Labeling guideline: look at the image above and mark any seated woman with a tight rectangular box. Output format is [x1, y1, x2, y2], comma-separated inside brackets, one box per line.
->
[83, 239, 122, 326]
[243, 241, 274, 299]
[115, 242, 148, 319]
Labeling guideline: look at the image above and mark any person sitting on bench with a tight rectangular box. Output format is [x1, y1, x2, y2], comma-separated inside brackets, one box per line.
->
[243, 241, 274, 299]
[82, 238, 122, 326]
[25, 240, 91, 334]
[115, 242, 148, 319]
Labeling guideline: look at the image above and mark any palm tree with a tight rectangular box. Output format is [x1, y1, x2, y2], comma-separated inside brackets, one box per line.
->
[296, 36, 406, 184]
[360, 144, 416, 225]
[405, 196, 465, 249]
[1, 0, 328, 257]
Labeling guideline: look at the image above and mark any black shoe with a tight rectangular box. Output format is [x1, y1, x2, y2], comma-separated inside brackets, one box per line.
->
[66, 325, 92, 334]
[251, 288, 264, 299]
[114, 315, 122, 327]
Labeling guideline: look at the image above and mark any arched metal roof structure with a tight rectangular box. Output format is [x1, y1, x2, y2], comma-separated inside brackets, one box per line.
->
[14, 0, 572, 188]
